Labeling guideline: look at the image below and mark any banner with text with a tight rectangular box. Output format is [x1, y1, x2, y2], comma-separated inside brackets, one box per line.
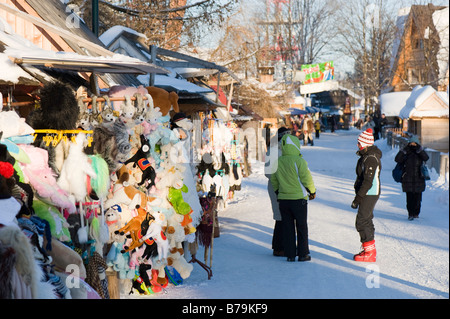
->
[301, 61, 334, 85]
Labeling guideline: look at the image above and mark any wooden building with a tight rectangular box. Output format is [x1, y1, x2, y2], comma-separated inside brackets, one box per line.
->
[389, 4, 448, 93]
[399, 85, 448, 153]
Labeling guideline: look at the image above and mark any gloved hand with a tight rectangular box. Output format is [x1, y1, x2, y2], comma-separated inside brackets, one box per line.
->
[309, 192, 316, 200]
[351, 195, 362, 209]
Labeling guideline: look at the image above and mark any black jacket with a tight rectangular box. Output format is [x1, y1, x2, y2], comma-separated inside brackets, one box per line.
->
[395, 144, 429, 193]
[354, 145, 382, 199]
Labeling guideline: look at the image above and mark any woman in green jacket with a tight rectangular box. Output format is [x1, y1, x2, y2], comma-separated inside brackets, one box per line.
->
[270, 134, 316, 262]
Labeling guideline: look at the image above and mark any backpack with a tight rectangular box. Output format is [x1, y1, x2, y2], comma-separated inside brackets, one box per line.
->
[392, 162, 404, 183]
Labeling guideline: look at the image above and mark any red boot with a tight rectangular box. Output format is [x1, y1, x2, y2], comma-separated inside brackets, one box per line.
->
[353, 240, 376, 262]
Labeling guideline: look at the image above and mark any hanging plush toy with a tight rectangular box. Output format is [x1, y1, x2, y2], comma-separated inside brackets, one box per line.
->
[104, 165, 155, 210]
[146, 86, 180, 116]
[124, 135, 156, 189]
[57, 133, 97, 202]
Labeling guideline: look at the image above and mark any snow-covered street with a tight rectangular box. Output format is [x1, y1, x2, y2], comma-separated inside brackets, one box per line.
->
[126, 129, 449, 300]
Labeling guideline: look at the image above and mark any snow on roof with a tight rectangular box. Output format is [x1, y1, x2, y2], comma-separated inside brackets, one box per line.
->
[0, 16, 50, 85]
[433, 7, 449, 84]
[99, 25, 147, 47]
[399, 85, 449, 119]
[379, 91, 412, 117]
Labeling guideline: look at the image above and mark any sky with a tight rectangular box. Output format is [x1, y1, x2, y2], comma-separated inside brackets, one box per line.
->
[199, 0, 449, 76]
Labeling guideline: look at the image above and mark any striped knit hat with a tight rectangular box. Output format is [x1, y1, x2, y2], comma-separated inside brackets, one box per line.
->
[358, 128, 374, 149]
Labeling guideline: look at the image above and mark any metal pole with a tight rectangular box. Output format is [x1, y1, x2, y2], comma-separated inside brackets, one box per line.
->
[92, 0, 99, 37]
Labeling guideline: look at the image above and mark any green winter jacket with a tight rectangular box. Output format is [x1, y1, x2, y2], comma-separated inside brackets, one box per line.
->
[270, 134, 315, 200]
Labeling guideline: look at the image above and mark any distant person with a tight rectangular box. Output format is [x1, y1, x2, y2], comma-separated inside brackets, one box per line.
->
[314, 119, 321, 138]
[379, 113, 388, 138]
[330, 115, 336, 133]
[373, 113, 381, 141]
[266, 127, 290, 256]
[362, 116, 376, 132]
[302, 115, 314, 146]
[351, 128, 382, 262]
[270, 134, 316, 262]
[394, 136, 429, 220]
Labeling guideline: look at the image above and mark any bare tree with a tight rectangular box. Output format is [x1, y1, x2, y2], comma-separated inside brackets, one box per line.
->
[333, 0, 397, 114]
[68, 0, 239, 50]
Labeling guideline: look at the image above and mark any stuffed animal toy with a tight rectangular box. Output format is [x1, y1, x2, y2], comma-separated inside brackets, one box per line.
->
[143, 94, 162, 129]
[146, 86, 180, 116]
[118, 95, 135, 131]
[114, 205, 150, 254]
[77, 96, 97, 131]
[87, 154, 110, 200]
[104, 165, 155, 210]
[165, 213, 187, 254]
[132, 93, 146, 126]
[150, 260, 168, 287]
[123, 134, 156, 189]
[113, 120, 132, 163]
[57, 133, 97, 202]
[139, 212, 169, 262]
[107, 85, 147, 111]
[99, 95, 117, 125]
[19, 144, 76, 213]
[104, 204, 123, 243]
[105, 241, 135, 280]
[166, 251, 193, 280]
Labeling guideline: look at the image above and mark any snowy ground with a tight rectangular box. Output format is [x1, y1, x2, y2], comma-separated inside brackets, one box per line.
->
[124, 128, 449, 300]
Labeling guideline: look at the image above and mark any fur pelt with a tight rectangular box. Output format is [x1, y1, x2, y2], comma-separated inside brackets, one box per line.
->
[26, 81, 79, 130]
[0, 225, 51, 298]
[93, 124, 119, 173]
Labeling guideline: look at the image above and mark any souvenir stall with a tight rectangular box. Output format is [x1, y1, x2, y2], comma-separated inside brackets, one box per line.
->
[188, 108, 245, 278]
[0, 81, 206, 298]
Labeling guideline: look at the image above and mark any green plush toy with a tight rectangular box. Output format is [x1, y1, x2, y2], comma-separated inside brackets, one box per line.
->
[167, 184, 192, 216]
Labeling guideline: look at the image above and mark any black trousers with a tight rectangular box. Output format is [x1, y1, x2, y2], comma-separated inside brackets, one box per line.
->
[355, 195, 379, 243]
[406, 192, 422, 217]
[272, 220, 284, 252]
[279, 199, 309, 258]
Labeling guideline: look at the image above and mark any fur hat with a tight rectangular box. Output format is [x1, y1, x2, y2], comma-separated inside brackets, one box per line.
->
[358, 128, 374, 148]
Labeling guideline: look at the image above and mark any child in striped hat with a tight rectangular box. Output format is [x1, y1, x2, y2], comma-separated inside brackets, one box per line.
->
[357, 128, 375, 149]
[352, 127, 382, 262]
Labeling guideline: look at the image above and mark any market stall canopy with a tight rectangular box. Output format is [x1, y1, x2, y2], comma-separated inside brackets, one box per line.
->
[10, 54, 169, 75]
[288, 108, 308, 115]
[399, 85, 449, 119]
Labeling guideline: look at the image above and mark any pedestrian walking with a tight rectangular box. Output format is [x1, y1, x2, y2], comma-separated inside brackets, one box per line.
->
[302, 115, 314, 146]
[314, 119, 321, 138]
[351, 128, 382, 262]
[270, 134, 316, 262]
[394, 136, 429, 220]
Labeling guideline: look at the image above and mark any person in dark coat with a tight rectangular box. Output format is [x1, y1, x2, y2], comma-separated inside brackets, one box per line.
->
[394, 136, 429, 220]
[351, 128, 382, 262]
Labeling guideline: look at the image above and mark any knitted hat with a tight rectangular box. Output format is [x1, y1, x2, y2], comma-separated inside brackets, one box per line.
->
[358, 128, 374, 148]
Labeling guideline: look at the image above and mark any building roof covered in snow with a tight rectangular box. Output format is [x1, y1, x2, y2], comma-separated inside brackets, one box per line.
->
[399, 85, 449, 119]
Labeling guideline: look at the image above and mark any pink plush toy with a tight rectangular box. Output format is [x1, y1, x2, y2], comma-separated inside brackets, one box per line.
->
[19, 145, 76, 213]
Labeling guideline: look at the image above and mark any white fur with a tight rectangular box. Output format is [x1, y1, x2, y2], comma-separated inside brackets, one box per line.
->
[57, 133, 97, 202]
